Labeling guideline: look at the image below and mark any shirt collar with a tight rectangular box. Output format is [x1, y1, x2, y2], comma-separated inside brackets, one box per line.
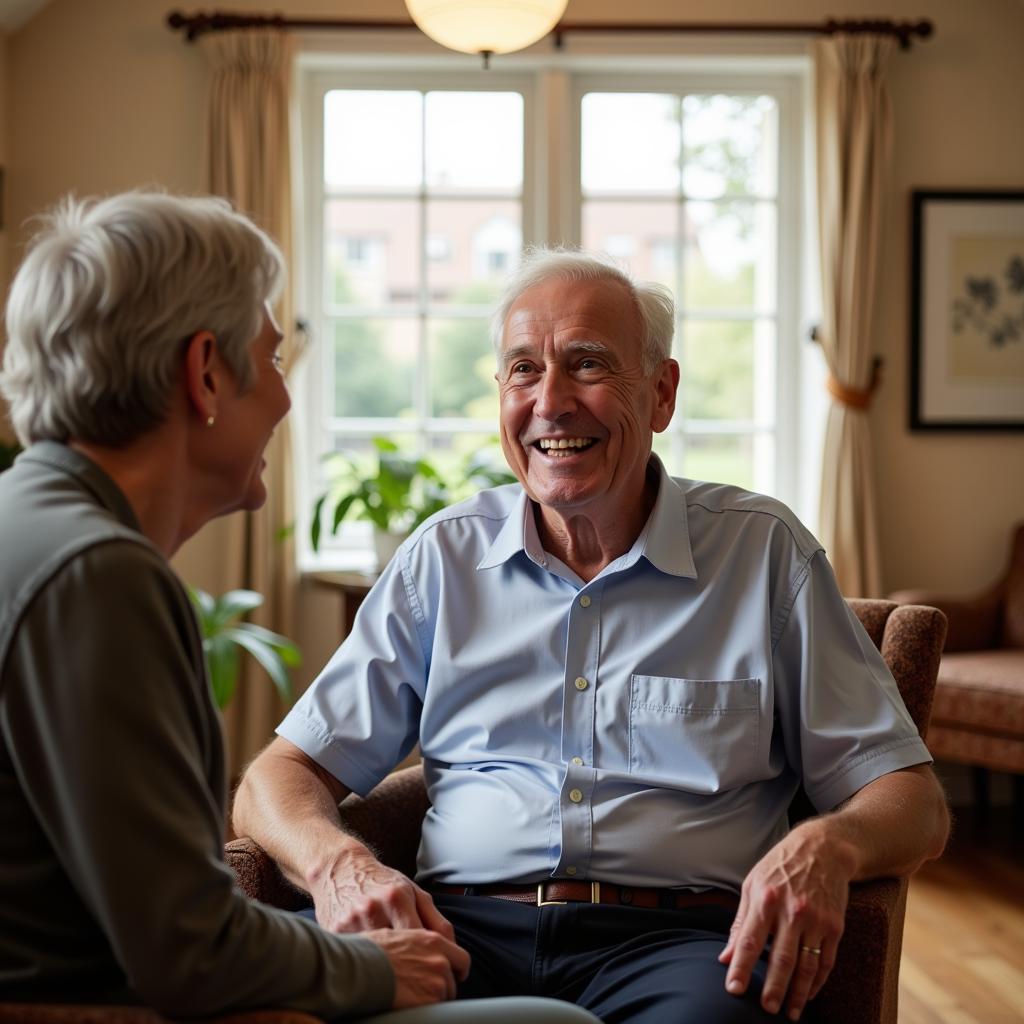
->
[477, 486, 543, 570]
[477, 455, 697, 580]
[638, 455, 697, 579]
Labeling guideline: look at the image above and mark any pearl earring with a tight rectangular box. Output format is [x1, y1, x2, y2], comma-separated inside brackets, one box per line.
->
[206, 416, 215, 427]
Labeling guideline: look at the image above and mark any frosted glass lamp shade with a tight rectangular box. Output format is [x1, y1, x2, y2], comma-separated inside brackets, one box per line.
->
[405, 0, 569, 56]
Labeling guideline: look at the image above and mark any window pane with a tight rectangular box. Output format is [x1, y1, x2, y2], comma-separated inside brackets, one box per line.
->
[683, 435, 755, 490]
[425, 92, 523, 191]
[428, 318, 497, 419]
[679, 319, 775, 426]
[331, 318, 417, 418]
[330, 432, 419, 458]
[682, 94, 778, 199]
[581, 93, 680, 194]
[681, 320, 757, 421]
[581, 200, 678, 289]
[426, 200, 521, 306]
[684, 200, 776, 312]
[325, 91, 422, 189]
[325, 199, 420, 308]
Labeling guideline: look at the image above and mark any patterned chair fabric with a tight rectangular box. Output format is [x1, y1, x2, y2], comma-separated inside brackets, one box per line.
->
[891, 521, 1024, 775]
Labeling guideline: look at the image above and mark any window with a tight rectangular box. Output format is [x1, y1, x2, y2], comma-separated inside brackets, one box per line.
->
[296, 60, 811, 569]
[579, 86, 783, 493]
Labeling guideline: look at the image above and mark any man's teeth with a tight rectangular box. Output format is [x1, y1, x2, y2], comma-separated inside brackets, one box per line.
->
[537, 438, 592, 450]
[535, 437, 596, 458]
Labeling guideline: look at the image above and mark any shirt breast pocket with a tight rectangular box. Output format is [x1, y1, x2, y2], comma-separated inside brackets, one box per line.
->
[628, 675, 762, 793]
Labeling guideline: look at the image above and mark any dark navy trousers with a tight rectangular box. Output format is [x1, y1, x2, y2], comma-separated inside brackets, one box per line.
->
[432, 893, 805, 1024]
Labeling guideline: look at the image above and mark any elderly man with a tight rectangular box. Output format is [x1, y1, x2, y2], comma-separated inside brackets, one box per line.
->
[234, 249, 948, 1023]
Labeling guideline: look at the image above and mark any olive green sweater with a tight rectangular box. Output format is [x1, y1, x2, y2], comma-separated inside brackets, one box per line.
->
[0, 442, 392, 1017]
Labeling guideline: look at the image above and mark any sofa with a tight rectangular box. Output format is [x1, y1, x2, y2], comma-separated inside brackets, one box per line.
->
[890, 521, 1024, 806]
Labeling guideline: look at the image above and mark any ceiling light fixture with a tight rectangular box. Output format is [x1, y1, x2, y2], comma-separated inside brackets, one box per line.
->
[404, 0, 570, 67]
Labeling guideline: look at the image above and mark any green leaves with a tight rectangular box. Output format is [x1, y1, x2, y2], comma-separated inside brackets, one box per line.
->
[188, 588, 300, 710]
[0, 440, 23, 473]
[309, 436, 516, 552]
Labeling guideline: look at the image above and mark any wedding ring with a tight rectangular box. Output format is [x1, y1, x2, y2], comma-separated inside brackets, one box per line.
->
[800, 945, 823, 955]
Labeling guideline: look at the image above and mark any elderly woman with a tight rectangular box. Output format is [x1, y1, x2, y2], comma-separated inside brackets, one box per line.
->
[0, 193, 596, 1024]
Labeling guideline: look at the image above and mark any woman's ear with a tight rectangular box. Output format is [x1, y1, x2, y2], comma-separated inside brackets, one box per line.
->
[182, 330, 220, 424]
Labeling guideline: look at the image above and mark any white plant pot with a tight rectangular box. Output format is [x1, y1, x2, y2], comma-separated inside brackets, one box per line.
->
[373, 528, 407, 570]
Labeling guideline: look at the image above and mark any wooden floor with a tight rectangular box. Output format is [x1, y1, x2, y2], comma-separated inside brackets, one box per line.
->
[899, 804, 1024, 1023]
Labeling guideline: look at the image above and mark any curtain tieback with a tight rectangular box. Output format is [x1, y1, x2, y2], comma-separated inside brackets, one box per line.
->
[826, 357, 882, 410]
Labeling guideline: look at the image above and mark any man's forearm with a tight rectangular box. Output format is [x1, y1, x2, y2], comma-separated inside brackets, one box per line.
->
[801, 765, 949, 881]
[232, 737, 371, 893]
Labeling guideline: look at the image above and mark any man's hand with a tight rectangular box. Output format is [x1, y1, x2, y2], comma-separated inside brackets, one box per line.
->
[365, 927, 471, 1009]
[311, 847, 456, 939]
[718, 821, 852, 1021]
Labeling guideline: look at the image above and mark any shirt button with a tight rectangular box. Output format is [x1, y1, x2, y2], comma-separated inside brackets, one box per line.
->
[571, 756, 584, 766]
[569, 788, 583, 803]
[566, 865, 578, 875]
[579, 595, 591, 608]
[574, 677, 588, 691]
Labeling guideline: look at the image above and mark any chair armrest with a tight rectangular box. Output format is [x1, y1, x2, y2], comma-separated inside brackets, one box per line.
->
[810, 877, 908, 1024]
[888, 587, 1002, 652]
[225, 838, 310, 911]
[335, 764, 429, 879]
[0, 1006, 320, 1023]
[226, 764, 429, 909]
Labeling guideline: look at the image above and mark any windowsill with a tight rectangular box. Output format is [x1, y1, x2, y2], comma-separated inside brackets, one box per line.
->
[298, 546, 378, 577]
[305, 567, 380, 590]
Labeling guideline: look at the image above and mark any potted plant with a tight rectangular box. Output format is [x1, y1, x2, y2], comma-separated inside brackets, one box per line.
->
[0, 439, 23, 472]
[188, 588, 300, 710]
[310, 436, 515, 566]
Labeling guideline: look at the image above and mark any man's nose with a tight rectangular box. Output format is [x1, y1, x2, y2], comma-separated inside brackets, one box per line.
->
[534, 367, 577, 420]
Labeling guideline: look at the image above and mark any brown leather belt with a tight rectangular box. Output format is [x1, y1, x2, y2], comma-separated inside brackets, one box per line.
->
[433, 880, 739, 912]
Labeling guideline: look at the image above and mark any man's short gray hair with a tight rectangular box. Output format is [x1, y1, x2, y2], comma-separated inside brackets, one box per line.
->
[1, 191, 285, 447]
[490, 247, 675, 375]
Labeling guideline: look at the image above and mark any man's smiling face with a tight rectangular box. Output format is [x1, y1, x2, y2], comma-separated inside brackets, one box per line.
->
[496, 275, 676, 520]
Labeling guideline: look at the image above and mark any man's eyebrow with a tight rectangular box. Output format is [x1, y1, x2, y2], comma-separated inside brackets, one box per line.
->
[501, 344, 536, 366]
[500, 340, 612, 366]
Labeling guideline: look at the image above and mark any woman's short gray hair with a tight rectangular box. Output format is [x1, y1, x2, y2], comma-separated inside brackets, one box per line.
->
[489, 247, 675, 375]
[1, 191, 284, 447]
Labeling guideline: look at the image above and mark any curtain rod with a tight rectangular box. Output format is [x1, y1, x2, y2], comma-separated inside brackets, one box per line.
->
[165, 10, 934, 50]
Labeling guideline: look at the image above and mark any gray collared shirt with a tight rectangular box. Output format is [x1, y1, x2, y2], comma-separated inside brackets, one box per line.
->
[281, 457, 930, 892]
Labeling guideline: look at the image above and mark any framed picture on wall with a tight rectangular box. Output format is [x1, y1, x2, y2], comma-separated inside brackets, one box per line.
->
[910, 189, 1024, 430]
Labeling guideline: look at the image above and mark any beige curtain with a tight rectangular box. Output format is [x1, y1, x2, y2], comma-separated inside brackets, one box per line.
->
[814, 34, 894, 598]
[202, 29, 298, 778]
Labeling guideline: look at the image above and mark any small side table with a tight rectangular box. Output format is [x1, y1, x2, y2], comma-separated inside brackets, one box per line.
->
[309, 570, 378, 637]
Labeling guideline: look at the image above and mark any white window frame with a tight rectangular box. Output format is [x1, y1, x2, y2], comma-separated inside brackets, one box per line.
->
[569, 69, 806, 504]
[292, 46, 820, 572]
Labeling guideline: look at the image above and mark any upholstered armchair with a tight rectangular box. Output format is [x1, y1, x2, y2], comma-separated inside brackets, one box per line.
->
[226, 599, 947, 1024]
[890, 521, 1024, 796]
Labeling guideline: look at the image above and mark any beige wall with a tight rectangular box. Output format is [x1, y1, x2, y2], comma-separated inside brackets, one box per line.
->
[4, 0, 1023, 624]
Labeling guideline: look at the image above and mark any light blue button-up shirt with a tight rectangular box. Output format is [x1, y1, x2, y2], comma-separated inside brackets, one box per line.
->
[280, 458, 930, 893]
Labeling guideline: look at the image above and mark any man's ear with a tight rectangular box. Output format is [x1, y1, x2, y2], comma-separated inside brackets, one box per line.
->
[182, 330, 220, 423]
[651, 358, 680, 433]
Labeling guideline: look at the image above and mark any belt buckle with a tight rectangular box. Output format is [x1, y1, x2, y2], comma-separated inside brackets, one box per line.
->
[590, 881, 601, 903]
[537, 883, 567, 907]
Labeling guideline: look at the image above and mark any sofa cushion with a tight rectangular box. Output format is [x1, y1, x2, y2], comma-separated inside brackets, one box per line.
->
[931, 651, 1024, 734]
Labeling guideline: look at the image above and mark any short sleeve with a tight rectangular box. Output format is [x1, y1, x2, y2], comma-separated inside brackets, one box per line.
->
[772, 551, 932, 812]
[278, 550, 427, 796]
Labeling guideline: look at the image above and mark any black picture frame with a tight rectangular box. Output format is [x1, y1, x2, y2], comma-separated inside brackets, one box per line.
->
[910, 189, 1024, 431]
